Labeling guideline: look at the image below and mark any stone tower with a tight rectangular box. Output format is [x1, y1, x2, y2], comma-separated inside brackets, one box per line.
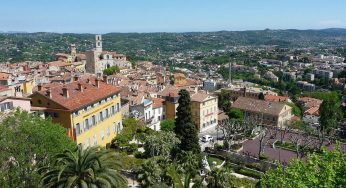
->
[95, 35, 102, 52]
[70, 44, 76, 57]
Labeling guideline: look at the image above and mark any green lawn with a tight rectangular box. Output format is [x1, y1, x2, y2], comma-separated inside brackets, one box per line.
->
[207, 155, 224, 166]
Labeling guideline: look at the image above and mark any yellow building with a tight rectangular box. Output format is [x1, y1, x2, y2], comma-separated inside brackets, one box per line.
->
[30, 76, 122, 147]
[191, 92, 218, 132]
[173, 73, 187, 86]
[157, 86, 180, 119]
[23, 79, 34, 95]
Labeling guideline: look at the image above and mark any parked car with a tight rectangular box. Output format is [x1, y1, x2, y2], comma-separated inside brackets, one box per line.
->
[202, 135, 214, 142]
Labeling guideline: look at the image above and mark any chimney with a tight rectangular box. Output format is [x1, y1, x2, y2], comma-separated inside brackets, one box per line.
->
[78, 83, 83, 92]
[46, 87, 52, 98]
[95, 78, 100, 88]
[62, 86, 69, 98]
[103, 75, 108, 84]
[37, 84, 42, 91]
[73, 75, 79, 82]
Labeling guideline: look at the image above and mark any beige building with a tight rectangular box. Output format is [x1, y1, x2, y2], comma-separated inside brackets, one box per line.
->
[85, 35, 130, 74]
[232, 97, 292, 128]
[191, 92, 218, 132]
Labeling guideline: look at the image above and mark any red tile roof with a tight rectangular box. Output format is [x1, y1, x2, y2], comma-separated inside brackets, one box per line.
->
[191, 92, 209, 102]
[264, 95, 288, 102]
[31, 76, 121, 111]
[152, 98, 165, 108]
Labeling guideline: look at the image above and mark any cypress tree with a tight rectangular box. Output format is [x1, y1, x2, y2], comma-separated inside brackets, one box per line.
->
[174, 89, 201, 154]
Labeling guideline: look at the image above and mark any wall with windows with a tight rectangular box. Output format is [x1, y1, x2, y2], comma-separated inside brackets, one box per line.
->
[73, 94, 122, 147]
[192, 96, 218, 132]
[30, 92, 123, 147]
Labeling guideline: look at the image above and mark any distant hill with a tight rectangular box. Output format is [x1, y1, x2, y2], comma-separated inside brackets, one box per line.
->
[1, 28, 346, 63]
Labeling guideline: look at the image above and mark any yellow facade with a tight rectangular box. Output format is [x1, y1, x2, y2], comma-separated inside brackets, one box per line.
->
[165, 101, 178, 119]
[31, 93, 122, 147]
[23, 80, 34, 95]
[72, 96, 122, 147]
[191, 96, 218, 132]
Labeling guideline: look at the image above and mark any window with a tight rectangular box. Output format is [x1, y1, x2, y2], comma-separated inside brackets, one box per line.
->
[93, 134, 97, 145]
[92, 115, 96, 126]
[101, 130, 105, 140]
[113, 123, 116, 133]
[99, 112, 103, 121]
[0, 102, 13, 112]
[117, 103, 120, 112]
[87, 138, 91, 148]
[111, 106, 115, 115]
[75, 123, 81, 136]
[84, 118, 89, 131]
[103, 110, 106, 120]
[107, 127, 110, 137]
[38, 100, 42, 104]
[117, 122, 121, 133]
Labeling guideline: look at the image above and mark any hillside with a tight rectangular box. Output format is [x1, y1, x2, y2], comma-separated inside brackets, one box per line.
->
[1, 28, 346, 63]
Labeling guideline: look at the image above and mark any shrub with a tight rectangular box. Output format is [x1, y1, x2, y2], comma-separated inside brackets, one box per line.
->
[215, 143, 224, 151]
[239, 168, 263, 179]
[126, 143, 138, 154]
[259, 154, 269, 160]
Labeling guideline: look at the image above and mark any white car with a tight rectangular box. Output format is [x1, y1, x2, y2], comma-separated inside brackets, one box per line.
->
[202, 135, 214, 142]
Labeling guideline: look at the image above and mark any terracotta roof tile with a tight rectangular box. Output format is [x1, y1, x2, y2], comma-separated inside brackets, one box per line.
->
[232, 97, 289, 116]
[191, 92, 209, 102]
[32, 76, 121, 111]
[265, 95, 288, 102]
[152, 98, 165, 108]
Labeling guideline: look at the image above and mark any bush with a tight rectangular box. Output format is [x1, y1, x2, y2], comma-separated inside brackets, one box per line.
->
[247, 162, 262, 172]
[126, 143, 138, 154]
[134, 151, 145, 158]
[231, 143, 242, 151]
[239, 168, 263, 179]
[215, 143, 224, 151]
[259, 154, 269, 160]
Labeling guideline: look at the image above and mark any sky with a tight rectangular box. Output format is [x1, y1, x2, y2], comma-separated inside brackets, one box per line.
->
[0, 0, 346, 33]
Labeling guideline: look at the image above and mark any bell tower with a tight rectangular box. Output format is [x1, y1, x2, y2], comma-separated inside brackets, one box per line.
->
[70, 44, 76, 57]
[95, 35, 102, 52]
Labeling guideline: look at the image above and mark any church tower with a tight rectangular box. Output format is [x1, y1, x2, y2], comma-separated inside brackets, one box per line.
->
[95, 35, 102, 52]
[70, 44, 76, 57]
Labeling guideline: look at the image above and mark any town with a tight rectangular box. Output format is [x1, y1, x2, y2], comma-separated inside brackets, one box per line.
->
[1, 32, 346, 187]
[2, 0, 346, 187]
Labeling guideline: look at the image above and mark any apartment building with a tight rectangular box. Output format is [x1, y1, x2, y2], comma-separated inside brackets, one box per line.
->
[30, 76, 122, 147]
[191, 92, 218, 132]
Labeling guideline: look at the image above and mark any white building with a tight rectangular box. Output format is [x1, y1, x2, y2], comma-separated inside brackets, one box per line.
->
[85, 35, 131, 74]
[203, 80, 217, 92]
[151, 98, 165, 131]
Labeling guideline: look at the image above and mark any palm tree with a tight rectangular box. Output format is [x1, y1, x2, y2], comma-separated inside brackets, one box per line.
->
[207, 167, 232, 188]
[178, 151, 200, 175]
[39, 146, 127, 188]
[167, 165, 204, 188]
[137, 159, 162, 187]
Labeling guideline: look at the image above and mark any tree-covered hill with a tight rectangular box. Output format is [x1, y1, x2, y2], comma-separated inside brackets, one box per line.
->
[1, 28, 346, 63]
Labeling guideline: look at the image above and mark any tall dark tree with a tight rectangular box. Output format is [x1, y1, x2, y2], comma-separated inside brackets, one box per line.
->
[318, 97, 339, 149]
[258, 92, 265, 100]
[174, 89, 201, 154]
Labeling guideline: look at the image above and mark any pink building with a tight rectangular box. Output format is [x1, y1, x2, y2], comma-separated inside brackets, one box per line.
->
[0, 96, 31, 112]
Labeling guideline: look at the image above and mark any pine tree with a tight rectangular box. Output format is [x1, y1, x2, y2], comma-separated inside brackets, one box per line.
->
[174, 89, 201, 154]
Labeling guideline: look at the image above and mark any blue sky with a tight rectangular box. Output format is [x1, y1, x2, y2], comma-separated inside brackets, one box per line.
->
[1, 0, 346, 33]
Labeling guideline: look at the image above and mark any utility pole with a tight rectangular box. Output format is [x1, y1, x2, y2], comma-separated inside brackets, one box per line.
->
[228, 61, 232, 85]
